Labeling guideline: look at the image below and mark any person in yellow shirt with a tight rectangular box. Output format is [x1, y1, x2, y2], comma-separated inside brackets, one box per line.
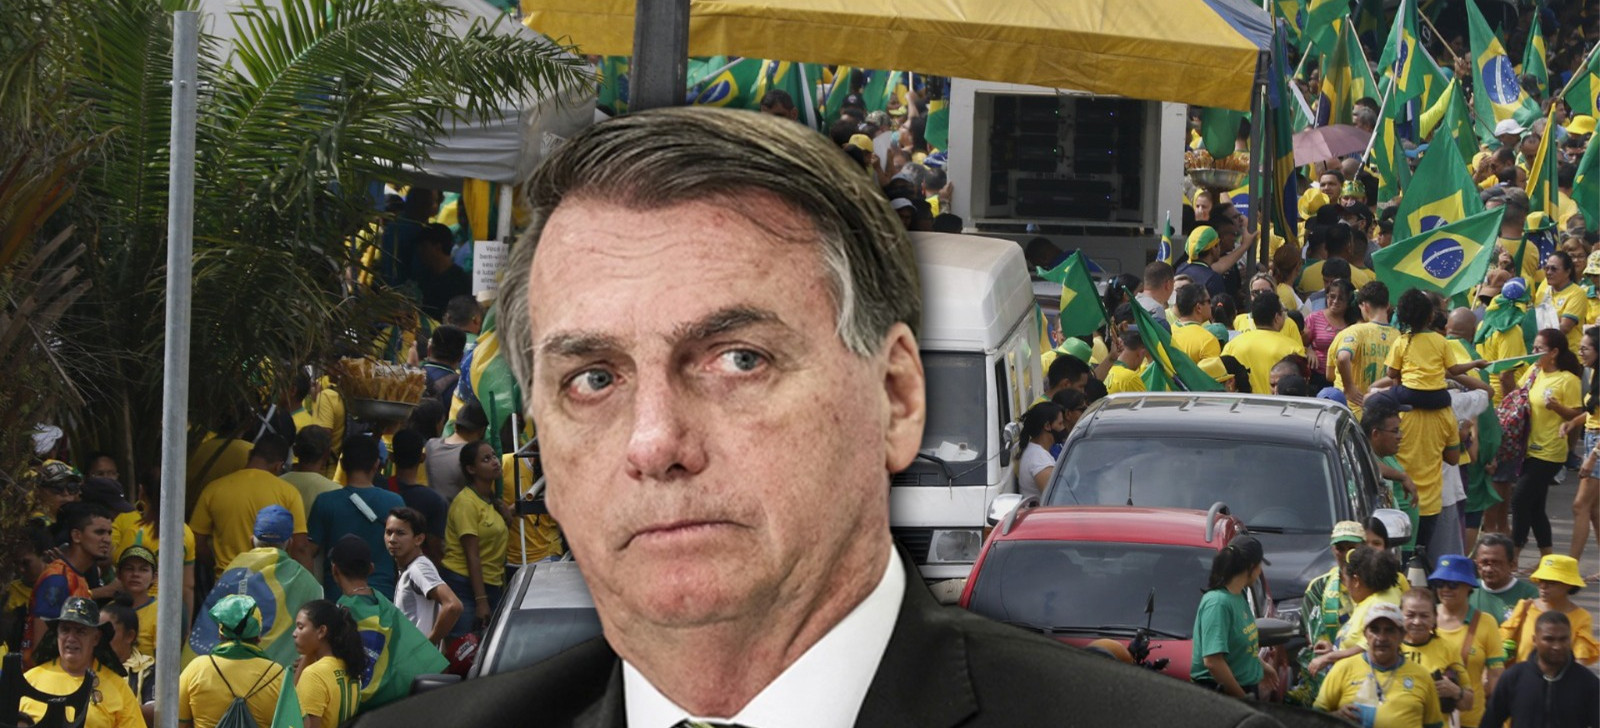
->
[501, 450, 565, 571]
[1170, 284, 1220, 364]
[1475, 279, 1533, 408]
[185, 433, 252, 516]
[1236, 274, 1306, 352]
[19, 596, 144, 728]
[1333, 281, 1397, 419]
[1103, 329, 1148, 394]
[179, 595, 284, 728]
[111, 470, 195, 618]
[113, 546, 159, 657]
[1315, 601, 1446, 728]
[292, 600, 365, 728]
[189, 436, 311, 578]
[1517, 331, 1585, 560]
[1429, 554, 1506, 728]
[1397, 589, 1471, 717]
[1498, 555, 1598, 667]
[441, 441, 513, 638]
[1223, 293, 1303, 395]
[1533, 250, 1587, 352]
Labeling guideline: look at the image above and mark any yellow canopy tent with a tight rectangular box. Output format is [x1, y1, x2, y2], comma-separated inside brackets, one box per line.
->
[522, 0, 1272, 110]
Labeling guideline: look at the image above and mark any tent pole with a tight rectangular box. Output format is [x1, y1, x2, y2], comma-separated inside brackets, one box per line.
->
[1249, 73, 1267, 273]
[630, 0, 688, 110]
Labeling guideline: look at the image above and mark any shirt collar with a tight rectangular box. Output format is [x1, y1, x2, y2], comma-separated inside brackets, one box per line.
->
[623, 546, 905, 728]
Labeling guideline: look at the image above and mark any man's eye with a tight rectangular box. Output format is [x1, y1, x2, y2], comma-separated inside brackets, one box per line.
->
[718, 349, 765, 373]
[569, 369, 615, 395]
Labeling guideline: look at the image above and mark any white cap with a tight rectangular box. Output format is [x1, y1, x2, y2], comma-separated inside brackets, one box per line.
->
[1494, 119, 1526, 137]
[1364, 601, 1404, 630]
[889, 197, 915, 211]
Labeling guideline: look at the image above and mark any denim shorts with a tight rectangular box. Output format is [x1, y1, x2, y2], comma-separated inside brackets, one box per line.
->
[1587, 429, 1600, 455]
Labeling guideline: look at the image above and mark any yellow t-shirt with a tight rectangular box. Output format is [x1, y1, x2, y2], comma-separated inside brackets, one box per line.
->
[1477, 326, 1529, 408]
[1502, 602, 1599, 666]
[1398, 635, 1467, 688]
[1436, 610, 1506, 728]
[111, 511, 195, 598]
[501, 454, 564, 566]
[442, 489, 509, 587]
[1502, 236, 1544, 286]
[1103, 361, 1146, 394]
[1528, 369, 1582, 464]
[185, 435, 253, 516]
[1222, 329, 1303, 395]
[1171, 321, 1222, 364]
[1232, 313, 1306, 353]
[1349, 265, 1376, 288]
[1299, 259, 1327, 295]
[20, 661, 144, 728]
[1536, 280, 1589, 352]
[297, 656, 360, 728]
[1313, 653, 1445, 728]
[1385, 331, 1458, 391]
[132, 596, 157, 657]
[1398, 407, 1461, 516]
[178, 653, 284, 728]
[1275, 282, 1300, 313]
[1333, 322, 1399, 408]
[189, 468, 308, 577]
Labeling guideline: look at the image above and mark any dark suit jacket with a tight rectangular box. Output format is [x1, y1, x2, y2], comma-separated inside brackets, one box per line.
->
[358, 554, 1288, 727]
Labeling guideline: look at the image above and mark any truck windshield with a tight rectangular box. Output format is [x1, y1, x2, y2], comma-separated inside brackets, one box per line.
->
[1046, 437, 1336, 532]
[900, 351, 988, 486]
[966, 540, 1210, 638]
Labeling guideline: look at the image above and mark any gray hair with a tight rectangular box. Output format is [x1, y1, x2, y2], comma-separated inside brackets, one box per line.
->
[497, 106, 921, 391]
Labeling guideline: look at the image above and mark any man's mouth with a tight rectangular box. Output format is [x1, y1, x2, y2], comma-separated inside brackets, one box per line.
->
[626, 519, 739, 547]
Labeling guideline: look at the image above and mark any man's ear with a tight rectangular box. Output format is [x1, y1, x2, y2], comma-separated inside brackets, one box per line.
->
[880, 322, 926, 474]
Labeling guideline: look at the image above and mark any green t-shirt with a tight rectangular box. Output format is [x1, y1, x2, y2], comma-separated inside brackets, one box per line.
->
[1378, 454, 1420, 552]
[1191, 589, 1262, 686]
[1468, 578, 1539, 624]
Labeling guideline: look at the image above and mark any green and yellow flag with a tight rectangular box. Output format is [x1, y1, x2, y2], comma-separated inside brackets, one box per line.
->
[1562, 45, 1600, 117]
[688, 57, 763, 107]
[1466, 0, 1538, 125]
[1157, 212, 1175, 265]
[1371, 90, 1410, 203]
[1571, 137, 1598, 239]
[596, 56, 630, 114]
[1394, 140, 1485, 242]
[339, 593, 450, 711]
[1266, 21, 1301, 251]
[1274, 0, 1307, 49]
[1374, 206, 1505, 298]
[1427, 79, 1479, 166]
[821, 66, 856, 127]
[1519, 11, 1547, 98]
[1125, 287, 1224, 392]
[1526, 108, 1561, 220]
[1036, 252, 1106, 338]
[1321, 22, 1378, 125]
[1377, 0, 1430, 103]
[1304, 0, 1346, 56]
[270, 668, 304, 728]
[451, 305, 524, 458]
[189, 547, 323, 666]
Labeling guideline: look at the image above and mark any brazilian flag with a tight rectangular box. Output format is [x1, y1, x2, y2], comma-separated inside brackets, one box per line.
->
[1371, 88, 1409, 203]
[1036, 252, 1106, 338]
[1526, 107, 1561, 220]
[190, 547, 322, 666]
[750, 60, 823, 128]
[596, 56, 629, 114]
[1428, 79, 1479, 166]
[1157, 212, 1175, 265]
[1465, 0, 1537, 125]
[1320, 23, 1377, 126]
[1125, 288, 1224, 392]
[1374, 207, 1506, 298]
[821, 66, 857, 127]
[1303, 0, 1346, 56]
[1572, 137, 1598, 239]
[452, 304, 523, 458]
[1519, 11, 1547, 97]
[1562, 45, 1600, 117]
[1273, 0, 1306, 49]
[689, 57, 762, 107]
[1265, 20, 1301, 251]
[1394, 140, 1484, 242]
[1377, 0, 1430, 103]
[340, 593, 449, 711]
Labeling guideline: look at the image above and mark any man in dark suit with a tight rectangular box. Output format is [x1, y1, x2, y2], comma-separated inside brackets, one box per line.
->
[359, 107, 1285, 727]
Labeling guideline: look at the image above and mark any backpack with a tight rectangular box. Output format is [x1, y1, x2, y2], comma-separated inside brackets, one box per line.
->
[1495, 368, 1537, 467]
[209, 656, 283, 728]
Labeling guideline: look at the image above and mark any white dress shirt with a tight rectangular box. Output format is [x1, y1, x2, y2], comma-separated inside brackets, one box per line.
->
[623, 546, 905, 728]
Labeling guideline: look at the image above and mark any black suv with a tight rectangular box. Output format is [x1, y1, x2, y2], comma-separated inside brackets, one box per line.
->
[1043, 392, 1391, 625]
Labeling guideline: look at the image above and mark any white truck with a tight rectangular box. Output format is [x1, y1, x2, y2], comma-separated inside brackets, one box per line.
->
[891, 231, 1043, 593]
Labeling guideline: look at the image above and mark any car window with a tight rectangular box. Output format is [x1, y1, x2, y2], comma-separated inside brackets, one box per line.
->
[967, 541, 1213, 638]
[1047, 437, 1338, 532]
[480, 607, 603, 675]
[1340, 423, 1378, 516]
[995, 358, 1012, 467]
[899, 352, 989, 485]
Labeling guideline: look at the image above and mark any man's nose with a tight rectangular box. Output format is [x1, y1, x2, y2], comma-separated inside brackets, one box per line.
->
[624, 373, 707, 482]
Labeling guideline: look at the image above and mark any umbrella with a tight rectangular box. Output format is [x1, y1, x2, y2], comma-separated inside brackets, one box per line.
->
[1292, 124, 1371, 165]
[523, 0, 1272, 110]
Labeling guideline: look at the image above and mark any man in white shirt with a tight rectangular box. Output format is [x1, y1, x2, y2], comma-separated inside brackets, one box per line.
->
[384, 506, 460, 645]
[359, 107, 1283, 728]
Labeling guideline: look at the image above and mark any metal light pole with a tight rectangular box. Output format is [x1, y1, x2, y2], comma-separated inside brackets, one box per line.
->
[628, 0, 690, 110]
[156, 11, 198, 728]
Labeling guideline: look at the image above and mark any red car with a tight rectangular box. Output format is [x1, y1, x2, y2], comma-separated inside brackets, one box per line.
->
[959, 503, 1296, 690]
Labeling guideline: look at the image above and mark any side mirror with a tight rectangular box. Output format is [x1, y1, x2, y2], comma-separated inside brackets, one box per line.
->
[410, 673, 463, 696]
[1001, 420, 1022, 453]
[1255, 617, 1300, 648]
[987, 494, 1024, 526]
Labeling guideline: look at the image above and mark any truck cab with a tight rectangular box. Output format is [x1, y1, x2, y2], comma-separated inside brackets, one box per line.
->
[890, 231, 1043, 589]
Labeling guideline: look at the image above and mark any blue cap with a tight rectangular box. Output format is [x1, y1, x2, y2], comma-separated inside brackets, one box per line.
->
[1404, 143, 1429, 159]
[1428, 553, 1480, 588]
[1501, 277, 1528, 302]
[253, 505, 294, 544]
[1316, 387, 1348, 407]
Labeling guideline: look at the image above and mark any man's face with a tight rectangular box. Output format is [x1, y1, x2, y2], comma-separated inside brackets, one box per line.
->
[75, 516, 113, 560]
[1475, 543, 1513, 588]
[1319, 174, 1341, 192]
[117, 559, 154, 595]
[1365, 619, 1403, 664]
[1534, 622, 1573, 666]
[56, 621, 99, 669]
[88, 457, 119, 482]
[1369, 415, 1401, 457]
[525, 195, 923, 632]
[384, 516, 422, 561]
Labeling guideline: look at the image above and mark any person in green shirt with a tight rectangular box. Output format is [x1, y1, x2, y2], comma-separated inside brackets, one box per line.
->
[1191, 534, 1278, 699]
[1470, 533, 1540, 624]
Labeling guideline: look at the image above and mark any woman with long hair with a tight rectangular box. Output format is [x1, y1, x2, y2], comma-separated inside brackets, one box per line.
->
[292, 600, 365, 728]
[1304, 279, 1355, 386]
[1016, 402, 1065, 500]
[1514, 329, 1585, 563]
[1569, 326, 1600, 577]
[1190, 535, 1278, 699]
[440, 440, 513, 636]
[110, 464, 196, 621]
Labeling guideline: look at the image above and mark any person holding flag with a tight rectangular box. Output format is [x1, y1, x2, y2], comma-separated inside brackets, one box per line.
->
[327, 535, 448, 712]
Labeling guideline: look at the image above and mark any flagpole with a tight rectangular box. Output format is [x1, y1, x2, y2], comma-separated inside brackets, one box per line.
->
[1417, 11, 1461, 66]
[797, 63, 818, 130]
[1360, 84, 1394, 165]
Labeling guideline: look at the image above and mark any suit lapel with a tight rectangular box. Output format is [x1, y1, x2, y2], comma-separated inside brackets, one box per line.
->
[575, 646, 628, 728]
[852, 547, 978, 728]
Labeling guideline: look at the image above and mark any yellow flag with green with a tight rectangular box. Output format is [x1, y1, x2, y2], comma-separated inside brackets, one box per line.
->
[1036, 251, 1106, 338]
[1571, 136, 1598, 238]
[1371, 83, 1410, 202]
[1374, 206, 1505, 298]
[339, 592, 449, 711]
[1321, 23, 1377, 126]
[1303, 0, 1345, 56]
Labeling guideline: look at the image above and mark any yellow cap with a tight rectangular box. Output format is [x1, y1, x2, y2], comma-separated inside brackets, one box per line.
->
[1585, 250, 1600, 276]
[1529, 554, 1585, 588]
[846, 134, 873, 153]
[1186, 226, 1220, 259]
[1568, 115, 1596, 136]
